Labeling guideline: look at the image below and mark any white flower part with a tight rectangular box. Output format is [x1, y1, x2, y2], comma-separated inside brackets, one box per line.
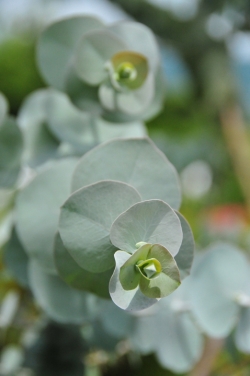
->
[234, 292, 250, 307]
[109, 250, 159, 311]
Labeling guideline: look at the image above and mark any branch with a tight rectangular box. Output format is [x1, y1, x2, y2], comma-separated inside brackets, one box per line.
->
[220, 105, 250, 218]
[190, 337, 224, 376]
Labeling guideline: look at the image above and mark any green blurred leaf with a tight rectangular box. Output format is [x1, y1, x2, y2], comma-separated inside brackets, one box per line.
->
[0, 39, 44, 113]
[54, 233, 112, 299]
[0, 116, 23, 188]
[110, 200, 183, 256]
[18, 90, 60, 167]
[59, 180, 141, 273]
[37, 16, 104, 89]
[16, 158, 77, 274]
[72, 138, 181, 209]
[3, 227, 29, 287]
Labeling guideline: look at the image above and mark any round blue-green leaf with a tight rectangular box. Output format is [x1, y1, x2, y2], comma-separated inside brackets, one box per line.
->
[4, 227, 29, 288]
[65, 66, 102, 115]
[99, 73, 154, 115]
[0, 92, 8, 125]
[100, 300, 135, 339]
[59, 180, 141, 273]
[235, 307, 250, 353]
[155, 304, 204, 373]
[18, 90, 59, 167]
[110, 200, 183, 256]
[174, 212, 194, 280]
[45, 89, 95, 147]
[37, 16, 104, 89]
[16, 158, 77, 274]
[115, 73, 154, 115]
[54, 233, 112, 299]
[96, 118, 147, 141]
[142, 67, 166, 121]
[74, 30, 127, 86]
[29, 259, 93, 324]
[189, 243, 250, 338]
[108, 21, 160, 72]
[109, 250, 158, 311]
[129, 280, 204, 372]
[0, 117, 23, 188]
[72, 138, 181, 209]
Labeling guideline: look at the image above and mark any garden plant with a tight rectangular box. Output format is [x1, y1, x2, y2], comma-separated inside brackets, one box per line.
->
[1, 6, 250, 376]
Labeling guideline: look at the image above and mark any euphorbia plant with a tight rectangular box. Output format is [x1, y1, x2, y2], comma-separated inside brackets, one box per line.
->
[4, 12, 250, 376]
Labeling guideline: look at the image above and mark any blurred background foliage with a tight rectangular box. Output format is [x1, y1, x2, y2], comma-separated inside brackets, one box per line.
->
[1, 0, 250, 375]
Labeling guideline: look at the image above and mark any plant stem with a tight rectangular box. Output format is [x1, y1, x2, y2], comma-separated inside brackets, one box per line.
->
[190, 337, 224, 376]
[220, 105, 250, 218]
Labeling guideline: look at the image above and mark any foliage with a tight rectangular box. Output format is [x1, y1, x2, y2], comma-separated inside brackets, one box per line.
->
[1, 5, 250, 376]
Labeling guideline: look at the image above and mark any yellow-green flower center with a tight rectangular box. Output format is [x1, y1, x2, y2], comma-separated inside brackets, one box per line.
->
[136, 258, 162, 279]
[115, 62, 137, 82]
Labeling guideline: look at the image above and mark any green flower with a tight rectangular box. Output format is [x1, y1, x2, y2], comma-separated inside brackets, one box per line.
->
[37, 16, 164, 122]
[119, 243, 181, 299]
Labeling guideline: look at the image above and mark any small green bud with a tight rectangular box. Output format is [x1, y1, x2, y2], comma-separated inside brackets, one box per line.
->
[136, 258, 162, 279]
[110, 51, 149, 90]
[115, 62, 137, 82]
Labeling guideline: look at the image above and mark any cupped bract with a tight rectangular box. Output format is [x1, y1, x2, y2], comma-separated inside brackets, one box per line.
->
[119, 243, 181, 299]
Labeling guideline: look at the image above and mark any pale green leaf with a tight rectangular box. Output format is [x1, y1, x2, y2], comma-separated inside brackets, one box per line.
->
[16, 158, 77, 274]
[174, 212, 194, 279]
[235, 307, 250, 353]
[37, 16, 104, 89]
[4, 228, 29, 287]
[54, 233, 112, 299]
[0, 117, 23, 188]
[29, 259, 94, 324]
[45, 89, 96, 147]
[74, 30, 126, 85]
[18, 90, 60, 167]
[72, 138, 181, 209]
[110, 200, 183, 256]
[99, 73, 154, 115]
[59, 180, 141, 273]
[189, 243, 250, 337]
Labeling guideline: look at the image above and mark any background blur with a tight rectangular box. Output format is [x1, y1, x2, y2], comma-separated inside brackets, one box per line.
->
[1, 0, 250, 375]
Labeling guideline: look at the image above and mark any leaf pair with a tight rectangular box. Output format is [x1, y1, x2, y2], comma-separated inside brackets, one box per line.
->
[37, 16, 164, 122]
